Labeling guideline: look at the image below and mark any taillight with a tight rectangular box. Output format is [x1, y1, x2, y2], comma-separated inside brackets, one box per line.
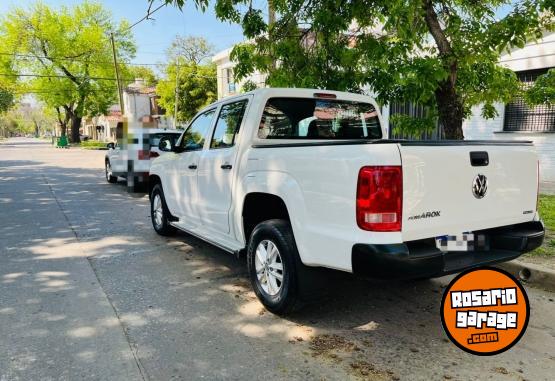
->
[138, 150, 159, 160]
[356, 166, 402, 232]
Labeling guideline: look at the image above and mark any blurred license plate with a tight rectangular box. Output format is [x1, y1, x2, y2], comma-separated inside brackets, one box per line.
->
[435, 233, 474, 252]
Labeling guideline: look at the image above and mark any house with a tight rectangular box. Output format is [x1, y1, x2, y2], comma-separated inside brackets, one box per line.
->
[81, 78, 174, 141]
[462, 32, 555, 186]
[212, 48, 267, 99]
[123, 78, 172, 128]
[82, 104, 122, 142]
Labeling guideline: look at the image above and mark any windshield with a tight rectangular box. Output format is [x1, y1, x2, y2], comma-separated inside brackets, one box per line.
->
[258, 97, 382, 140]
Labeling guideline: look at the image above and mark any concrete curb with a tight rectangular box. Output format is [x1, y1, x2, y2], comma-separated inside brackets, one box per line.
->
[496, 260, 555, 293]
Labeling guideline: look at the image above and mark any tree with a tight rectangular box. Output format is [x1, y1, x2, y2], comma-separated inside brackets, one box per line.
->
[0, 87, 13, 114]
[125, 66, 159, 87]
[526, 69, 555, 106]
[241, 79, 258, 92]
[0, 1, 135, 142]
[0, 54, 16, 113]
[16, 103, 57, 136]
[167, 35, 214, 65]
[156, 61, 217, 123]
[156, 0, 553, 139]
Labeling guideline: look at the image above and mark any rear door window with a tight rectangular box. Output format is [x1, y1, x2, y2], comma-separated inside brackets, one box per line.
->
[258, 98, 382, 140]
[149, 133, 181, 148]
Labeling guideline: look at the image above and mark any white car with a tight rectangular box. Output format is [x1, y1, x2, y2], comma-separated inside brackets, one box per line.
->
[148, 88, 545, 314]
[105, 128, 182, 189]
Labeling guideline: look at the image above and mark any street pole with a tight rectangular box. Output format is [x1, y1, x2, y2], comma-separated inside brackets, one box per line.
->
[268, 0, 275, 24]
[110, 33, 124, 113]
[174, 57, 180, 128]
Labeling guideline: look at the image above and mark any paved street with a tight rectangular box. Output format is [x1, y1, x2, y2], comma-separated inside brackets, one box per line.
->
[1, 137, 555, 381]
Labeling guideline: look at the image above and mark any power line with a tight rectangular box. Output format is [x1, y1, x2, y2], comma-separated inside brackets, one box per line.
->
[123, 3, 166, 32]
[0, 73, 135, 81]
[0, 71, 228, 81]
[0, 51, 165, 67]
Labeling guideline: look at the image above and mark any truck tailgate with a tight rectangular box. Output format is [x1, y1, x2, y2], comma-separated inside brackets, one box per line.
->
[400, 142, 538, 242]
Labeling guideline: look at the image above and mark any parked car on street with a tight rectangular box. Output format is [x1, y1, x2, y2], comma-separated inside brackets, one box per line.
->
[105, 128, 182, 186]
[148, 88, 545, 314]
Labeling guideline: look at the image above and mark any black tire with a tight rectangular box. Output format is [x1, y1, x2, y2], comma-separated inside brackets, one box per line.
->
[247, 219, 301, 315]
[150, 184, 176, 236]
[105, 160, 117, 183]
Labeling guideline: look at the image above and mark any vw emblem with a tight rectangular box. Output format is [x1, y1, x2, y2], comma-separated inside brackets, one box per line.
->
[472, 174, 488, 199]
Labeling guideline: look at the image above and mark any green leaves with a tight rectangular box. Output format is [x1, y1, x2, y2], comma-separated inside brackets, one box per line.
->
[0, 1, 136, 122]
[390, 111, 437, 139]
[156, 58, 217, 123]
[525, 69, 555, 106]
[241, 8, 267, 38]
[156, 0, 554, 138]
[0, 87, 13, 113]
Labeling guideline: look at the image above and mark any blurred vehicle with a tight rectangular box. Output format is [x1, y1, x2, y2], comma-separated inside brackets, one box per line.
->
[104, 128, 182, 187]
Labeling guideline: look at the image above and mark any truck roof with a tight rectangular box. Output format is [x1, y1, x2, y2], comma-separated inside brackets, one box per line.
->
[214, 87, 378, 106]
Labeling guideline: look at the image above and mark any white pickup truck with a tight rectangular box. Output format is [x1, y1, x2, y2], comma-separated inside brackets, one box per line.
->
[148, 88, 544, 314]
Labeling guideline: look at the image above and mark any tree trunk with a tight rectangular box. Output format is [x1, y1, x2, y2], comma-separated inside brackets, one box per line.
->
[60, 122, 67, 137]
[435, 81, 465, 140]
[70, 114, 82, 143]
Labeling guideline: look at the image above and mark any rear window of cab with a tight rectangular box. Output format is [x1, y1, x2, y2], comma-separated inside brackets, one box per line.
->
[258, 97, 382, 140]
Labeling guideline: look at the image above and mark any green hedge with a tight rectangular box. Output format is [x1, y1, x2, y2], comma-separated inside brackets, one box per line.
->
[80, 140, 109, 150]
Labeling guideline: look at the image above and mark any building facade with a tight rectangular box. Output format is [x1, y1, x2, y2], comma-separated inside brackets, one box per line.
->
[212, 48, 267, 99]
[81, 79, 174, 142]
[462, 32, 555, 186]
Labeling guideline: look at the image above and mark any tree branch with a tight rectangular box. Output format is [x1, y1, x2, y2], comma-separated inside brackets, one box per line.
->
[423, 0, 451, 56]
[422, 0, 456, 85]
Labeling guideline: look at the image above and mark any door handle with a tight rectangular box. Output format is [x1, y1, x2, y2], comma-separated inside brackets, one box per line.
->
[188, 164, 197, 170]
[220, 163, 232, 170]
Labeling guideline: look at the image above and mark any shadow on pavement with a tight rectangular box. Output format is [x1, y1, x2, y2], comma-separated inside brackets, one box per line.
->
[2, 149, 554, 380]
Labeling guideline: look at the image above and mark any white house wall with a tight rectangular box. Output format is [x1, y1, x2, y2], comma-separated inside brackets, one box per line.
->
[499, 32, 555, 72]
[463, 103, 555, 187]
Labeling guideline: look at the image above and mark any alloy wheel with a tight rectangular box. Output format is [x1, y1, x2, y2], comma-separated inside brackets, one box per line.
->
[254, 240, 284, 296]
[152, 194, 163, 228]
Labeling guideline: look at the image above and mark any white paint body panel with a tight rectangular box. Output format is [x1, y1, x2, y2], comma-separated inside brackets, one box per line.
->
[400, 145, 537, 242]
[150, 88, 539, 273]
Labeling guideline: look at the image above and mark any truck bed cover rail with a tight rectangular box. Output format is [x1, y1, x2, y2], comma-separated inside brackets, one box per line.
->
[251, 139, 533, 149]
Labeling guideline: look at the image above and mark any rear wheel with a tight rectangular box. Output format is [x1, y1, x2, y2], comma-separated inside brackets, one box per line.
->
[105, 161, 117, 183]
[247, 219, 301, 315]
[150, 184, 175, 236]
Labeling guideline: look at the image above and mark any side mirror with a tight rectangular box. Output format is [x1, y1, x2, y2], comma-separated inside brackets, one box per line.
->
[158, 136, 174, 152]
[106, 142, 115, 150]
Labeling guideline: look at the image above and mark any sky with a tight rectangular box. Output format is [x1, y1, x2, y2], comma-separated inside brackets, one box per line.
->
[0, 0, 249, 66]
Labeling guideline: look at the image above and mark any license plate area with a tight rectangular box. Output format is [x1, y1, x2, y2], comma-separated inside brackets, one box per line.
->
[435, 233, 490, 252]
[435, 233, 474, 252]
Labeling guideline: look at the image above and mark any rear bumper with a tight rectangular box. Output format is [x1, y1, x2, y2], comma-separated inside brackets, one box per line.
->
[352, 221, 545, 279]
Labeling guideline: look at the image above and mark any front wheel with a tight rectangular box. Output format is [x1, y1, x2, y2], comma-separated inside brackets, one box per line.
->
[247, 219, 301, 315]
[105, 161, 117, 183]
[150, 184, 175, 236]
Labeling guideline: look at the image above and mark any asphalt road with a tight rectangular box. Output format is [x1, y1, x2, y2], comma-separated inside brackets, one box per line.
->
[1, 137, 554, 381]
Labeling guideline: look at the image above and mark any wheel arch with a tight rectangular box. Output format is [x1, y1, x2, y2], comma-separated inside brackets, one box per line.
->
[242, 192, 291, 244]
[148, 174, 162, 199]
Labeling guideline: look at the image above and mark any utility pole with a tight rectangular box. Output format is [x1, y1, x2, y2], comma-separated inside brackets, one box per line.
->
[268, 0, 275, 24]
[110, 33, 124, 112]
[174, 56, 180, 128]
